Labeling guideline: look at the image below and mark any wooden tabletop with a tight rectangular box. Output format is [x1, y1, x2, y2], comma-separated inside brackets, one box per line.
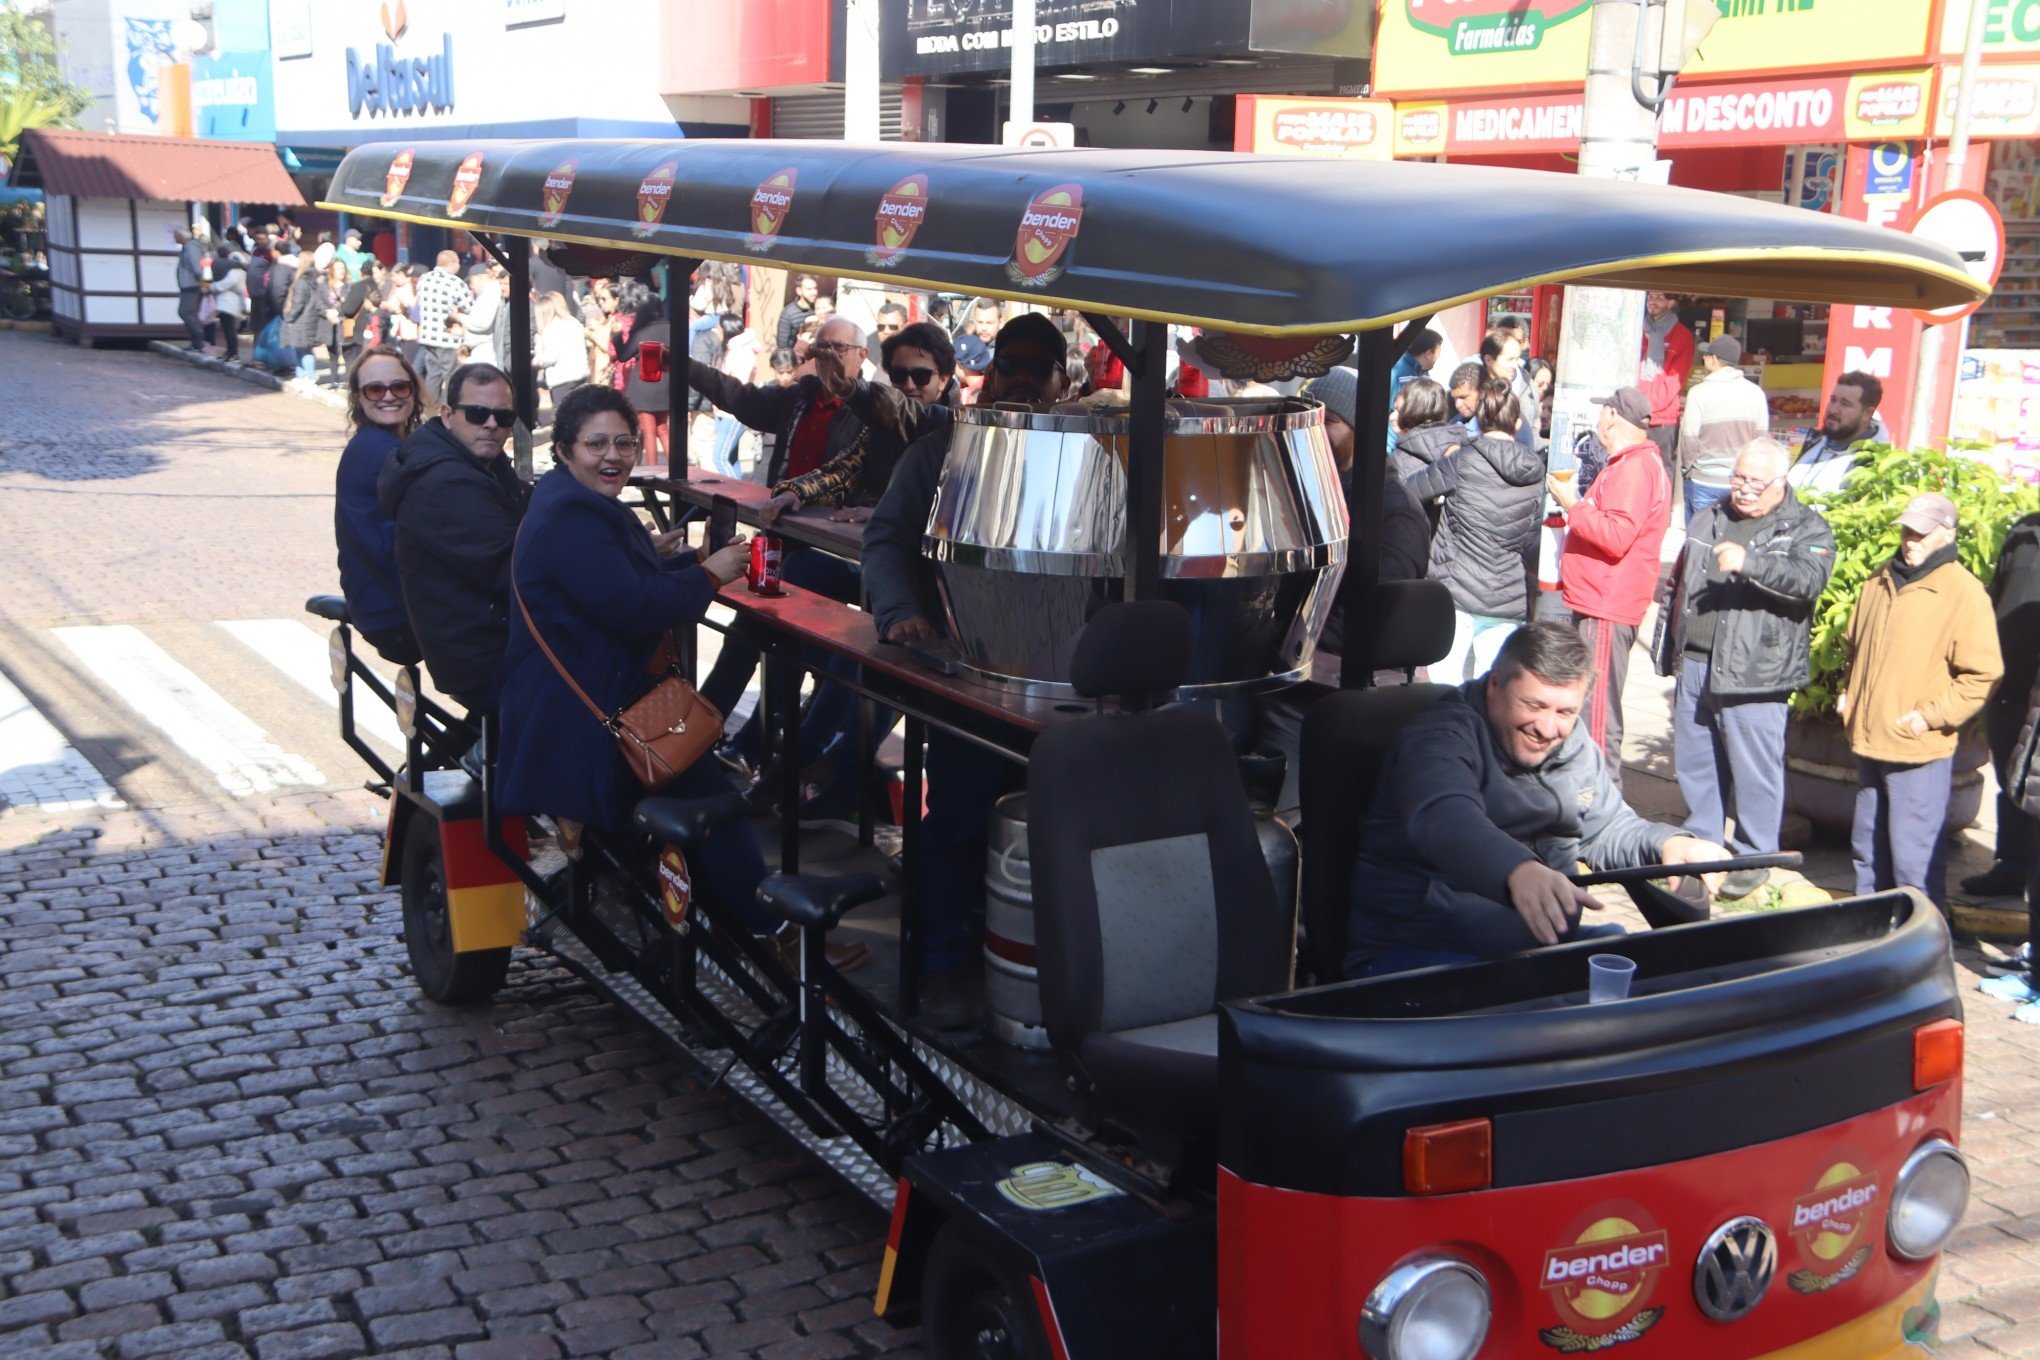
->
[714, 578, 1089, 737]
[636, 474, 866, 560]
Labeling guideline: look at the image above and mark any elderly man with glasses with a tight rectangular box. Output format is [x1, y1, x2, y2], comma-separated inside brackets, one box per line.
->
[1651, 436, 1835, 899]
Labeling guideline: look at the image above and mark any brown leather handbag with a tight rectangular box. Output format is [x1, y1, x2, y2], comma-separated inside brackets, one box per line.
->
[513, 580, 723, 790]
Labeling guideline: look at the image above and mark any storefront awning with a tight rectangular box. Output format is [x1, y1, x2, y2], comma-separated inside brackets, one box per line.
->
[6, 129, 304, 206]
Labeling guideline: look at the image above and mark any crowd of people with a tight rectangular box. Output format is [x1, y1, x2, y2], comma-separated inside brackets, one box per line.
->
[322, 260, 2039, 1030]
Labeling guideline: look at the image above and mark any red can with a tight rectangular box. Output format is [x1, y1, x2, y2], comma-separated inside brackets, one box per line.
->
[747, 533, 783, 595]
[636, 339, 667, 384]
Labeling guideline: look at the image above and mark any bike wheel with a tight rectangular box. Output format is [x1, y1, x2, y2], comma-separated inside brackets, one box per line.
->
[401, 824, 511, 1005]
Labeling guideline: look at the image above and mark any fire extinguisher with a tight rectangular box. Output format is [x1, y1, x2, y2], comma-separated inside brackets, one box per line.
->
[1537, 508, 1567, 592]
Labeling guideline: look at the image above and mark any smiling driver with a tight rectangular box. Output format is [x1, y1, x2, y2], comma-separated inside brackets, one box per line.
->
[1345, 622, 1727, 978]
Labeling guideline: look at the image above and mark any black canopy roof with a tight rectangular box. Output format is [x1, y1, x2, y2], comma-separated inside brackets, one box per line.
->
[323, 138, 1981, 336]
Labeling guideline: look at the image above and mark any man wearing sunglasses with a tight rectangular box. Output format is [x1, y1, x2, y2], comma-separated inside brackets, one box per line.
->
[1651, 436, 1834, 900]
[686, 316, 870, 487]
[377, 362, 529, 714]
[861, 312, 1070, 1029]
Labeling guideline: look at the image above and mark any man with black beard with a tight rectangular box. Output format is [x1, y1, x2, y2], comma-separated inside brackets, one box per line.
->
[1787, 371, 1888, 497]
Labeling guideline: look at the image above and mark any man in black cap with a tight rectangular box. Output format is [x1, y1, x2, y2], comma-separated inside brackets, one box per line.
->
[1546, 385, 1675, 791]
[863, 312, 1069, 1029]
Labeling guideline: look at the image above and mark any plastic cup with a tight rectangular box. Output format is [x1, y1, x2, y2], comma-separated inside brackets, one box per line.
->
[1588, 954, 1637, 1004]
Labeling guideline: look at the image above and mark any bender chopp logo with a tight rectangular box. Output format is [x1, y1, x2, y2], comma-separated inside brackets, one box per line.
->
[1405, 0, 1592, 55]
[632, 161, 680, 240]
[1787, 1159, 1879, 1294]
[445, 151, 485, 219]
[379, 147, 416, 208]
[538, 160, 578, 229]
[1539, 1205, 1670, 1352]
[656, 845, 692, 932]
[747, 168, 799, 253]
[1005, 183, 1085, 288]
[869, 174, 930, 268]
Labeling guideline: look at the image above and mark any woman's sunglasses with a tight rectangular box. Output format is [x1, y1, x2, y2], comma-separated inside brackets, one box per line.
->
[358, 380, 414, 401]
[887, 366, 937, 388]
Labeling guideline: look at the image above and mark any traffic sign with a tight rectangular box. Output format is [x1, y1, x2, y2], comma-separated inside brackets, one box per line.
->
[1906, 188, 2005, 325]
[1002, 121, 1075, 149]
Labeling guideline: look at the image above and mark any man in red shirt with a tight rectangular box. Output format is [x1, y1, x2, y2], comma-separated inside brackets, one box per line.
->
[1639, 290, 1695, 487]
[1547, 386, 1674, 792]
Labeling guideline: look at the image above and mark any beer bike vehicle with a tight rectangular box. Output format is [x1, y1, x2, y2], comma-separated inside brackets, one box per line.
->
[312, 137, 1983, 1359]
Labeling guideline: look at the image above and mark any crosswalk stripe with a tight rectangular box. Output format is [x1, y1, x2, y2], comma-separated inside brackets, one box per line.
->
[0, 667, 124, 813]
[53, 625, 324, 798]
[218, 619, 406, 751]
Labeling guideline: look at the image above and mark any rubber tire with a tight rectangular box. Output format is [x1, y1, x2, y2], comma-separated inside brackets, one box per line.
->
[920, 1222, 1052, 1360]
[400, 823, 511, 1005]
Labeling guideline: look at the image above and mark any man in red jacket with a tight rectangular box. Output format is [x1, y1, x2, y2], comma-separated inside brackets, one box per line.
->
[1640, 290, 1695, 487]
[1547, 386, 1674, 792]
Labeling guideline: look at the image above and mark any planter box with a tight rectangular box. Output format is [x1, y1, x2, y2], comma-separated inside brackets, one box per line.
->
[1783, 713, 1986, 837]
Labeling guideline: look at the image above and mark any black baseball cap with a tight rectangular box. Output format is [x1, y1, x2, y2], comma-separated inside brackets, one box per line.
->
[1592, 386, 1652, 427]
[993, 311, 1068, 365]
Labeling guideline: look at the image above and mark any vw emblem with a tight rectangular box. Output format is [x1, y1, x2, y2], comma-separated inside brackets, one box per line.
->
[1694, 1216, 1777, 1322]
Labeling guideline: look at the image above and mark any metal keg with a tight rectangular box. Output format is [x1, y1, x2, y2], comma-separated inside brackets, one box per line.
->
[983, 792, 1049, 1051]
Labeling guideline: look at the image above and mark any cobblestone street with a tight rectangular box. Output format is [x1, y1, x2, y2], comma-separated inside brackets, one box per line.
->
[2, 329, 2039, 1357]
[0, 332, 918, 1360]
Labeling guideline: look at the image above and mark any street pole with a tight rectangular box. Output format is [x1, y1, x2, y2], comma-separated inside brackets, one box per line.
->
[1548, 0, 1664, 479]
[1010, 0, 1035, 129]
[1908, 0, 1992, 447]
[844, 0, 882, 143]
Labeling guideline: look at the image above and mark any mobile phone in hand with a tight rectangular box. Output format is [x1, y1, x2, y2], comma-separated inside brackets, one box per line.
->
[707, 496, 738, 554]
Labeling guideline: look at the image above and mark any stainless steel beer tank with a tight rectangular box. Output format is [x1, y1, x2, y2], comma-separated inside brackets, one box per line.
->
[922, 397, 1349, 695]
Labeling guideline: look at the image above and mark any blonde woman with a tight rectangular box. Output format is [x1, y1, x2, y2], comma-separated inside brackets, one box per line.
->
[533, 289, 590, 411]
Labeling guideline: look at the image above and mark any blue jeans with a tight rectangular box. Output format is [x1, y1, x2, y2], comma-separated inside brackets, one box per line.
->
[1350, 921, 1626, 979]
[710, 415, 744, 478]
[1684, 479, 1732, 524]
[1672, 657, 1787, 854]
[921, 733, 1017, 975]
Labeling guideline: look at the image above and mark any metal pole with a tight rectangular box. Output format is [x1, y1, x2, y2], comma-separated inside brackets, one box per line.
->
[844, 0, 882, 143]
[1010, 0, 1036, 130]
[1549, 0, 1662, 483]
[1340, 329, 1398, 687]
[1125, 319, 1167, 605]
[669, 258, 700, 480]
[1909, 0, 1993, 448]
[505, 237, 536, 479]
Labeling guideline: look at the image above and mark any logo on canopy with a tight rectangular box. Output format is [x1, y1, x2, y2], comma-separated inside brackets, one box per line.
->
[446, 151, 485, 219]
[748, 168, 799, 252]
[1006, 183, 1084, 288]
[1191, 332, 1354, 383]
[1538, 1202, 1669, 1351]
[633, 161, 680, 240]
[869, 175, 929, 268]
[379, 147, 416, 208]
[538, 160, 578, 229]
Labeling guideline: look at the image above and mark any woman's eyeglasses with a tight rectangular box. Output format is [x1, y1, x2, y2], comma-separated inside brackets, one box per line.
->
[359, 380, 414, 401]
[579, 435, 641, 455]
[887, 366, 937, 388]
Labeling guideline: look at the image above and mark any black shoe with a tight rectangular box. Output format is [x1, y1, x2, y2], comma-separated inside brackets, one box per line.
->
[1718, 867, 1771, 901]
[1960, 863, 2028, 898]
[795, 786, 861, 837]
[919, 972, 976, 1031]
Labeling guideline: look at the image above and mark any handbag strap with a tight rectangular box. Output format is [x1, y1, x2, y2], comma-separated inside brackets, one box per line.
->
[511, 568, 615, 731]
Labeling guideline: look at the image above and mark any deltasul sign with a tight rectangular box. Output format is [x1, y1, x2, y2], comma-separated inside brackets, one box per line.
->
[1404, 0, 1592, 55]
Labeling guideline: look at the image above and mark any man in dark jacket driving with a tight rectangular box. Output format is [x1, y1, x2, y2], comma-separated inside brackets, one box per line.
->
[377, 363, 528, 714]
[1347, 622, 1724, 978]
[1654, 436, 1834, 900]
[862, 313, 1066, 1028]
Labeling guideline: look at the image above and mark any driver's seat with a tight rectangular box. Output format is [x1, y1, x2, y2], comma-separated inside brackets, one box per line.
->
[1027, 603, 1290, 1161]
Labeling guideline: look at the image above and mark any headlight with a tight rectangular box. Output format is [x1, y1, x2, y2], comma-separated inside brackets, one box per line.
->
[1888, 1138, 1969, 1260]
[1360, 1256, 1492, 1360]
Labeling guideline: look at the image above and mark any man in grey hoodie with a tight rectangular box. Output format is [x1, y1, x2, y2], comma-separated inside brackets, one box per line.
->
[1346, 622, 1725, 977]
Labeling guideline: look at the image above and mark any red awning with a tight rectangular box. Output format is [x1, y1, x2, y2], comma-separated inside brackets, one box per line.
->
[6, 128, 303, 205]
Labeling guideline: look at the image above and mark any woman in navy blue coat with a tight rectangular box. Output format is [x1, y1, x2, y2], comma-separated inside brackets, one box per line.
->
[335, 346, 424, 663]
[494, 386, 768, 924]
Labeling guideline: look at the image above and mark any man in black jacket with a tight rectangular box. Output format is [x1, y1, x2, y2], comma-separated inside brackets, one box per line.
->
[377, 363, 528, 714]
[863, 314, 1067, 1028]
[775, 274, 820, 352]
[687, 316, 867, 487]
[1653, 436, 1834, 899]
[1964, 508, 2040, 896]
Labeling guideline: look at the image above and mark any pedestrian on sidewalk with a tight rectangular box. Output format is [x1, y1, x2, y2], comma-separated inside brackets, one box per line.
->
[1639, 290, 1695, 489]
[1546, 386, 1674, 792]
[414, 251, 473, 408]
[1983, 676, 2040, 1015]
[1964, 506, 2040, 898]
[1653, 437, 1834, 899]
[210, 252, 249, 364]
[174, 227, 207, 352]
[1839, 492, 2003, 904]
[1677, 335, 1768, 524]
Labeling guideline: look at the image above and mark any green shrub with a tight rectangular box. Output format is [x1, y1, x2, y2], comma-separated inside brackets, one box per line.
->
[1791, 443, 2040, 719]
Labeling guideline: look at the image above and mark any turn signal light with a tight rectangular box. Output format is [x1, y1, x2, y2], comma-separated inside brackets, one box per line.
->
[1404, 1118, 1492, 1196]
[1914, 1019, 1963, 1091]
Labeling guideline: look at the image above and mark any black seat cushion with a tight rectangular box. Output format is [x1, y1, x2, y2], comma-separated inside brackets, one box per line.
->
[1359, 578, 1456, 672]
[1068, 601, 1194, 700]
[305, 594, 350, 623]
[1298, 684, 1453, 983]
[756, 872, 886, 930]
[1078, 1014, 1219, 1147]
[633, 792, 751, 850]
